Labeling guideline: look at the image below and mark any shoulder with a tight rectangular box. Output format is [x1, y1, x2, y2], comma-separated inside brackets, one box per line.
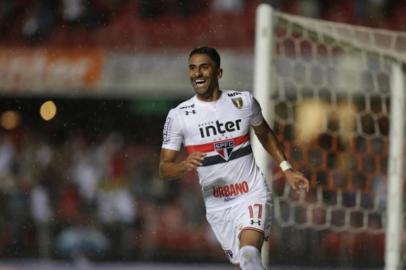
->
[223, 90, 254, 108]
[168, 96, 196, 117]
[223, 89, 253, 100]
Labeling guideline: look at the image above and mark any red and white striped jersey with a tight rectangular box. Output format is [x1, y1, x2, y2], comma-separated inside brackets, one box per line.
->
[162, 90, 270, 211]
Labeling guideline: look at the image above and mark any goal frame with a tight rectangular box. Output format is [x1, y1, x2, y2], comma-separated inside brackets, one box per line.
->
[253, 3, 405, 269]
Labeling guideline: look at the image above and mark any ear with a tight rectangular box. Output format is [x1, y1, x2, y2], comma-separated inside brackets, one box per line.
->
[217, 68, 223, 79]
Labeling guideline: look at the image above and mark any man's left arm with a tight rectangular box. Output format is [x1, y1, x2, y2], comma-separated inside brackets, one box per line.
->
[252, 120, 310, 192]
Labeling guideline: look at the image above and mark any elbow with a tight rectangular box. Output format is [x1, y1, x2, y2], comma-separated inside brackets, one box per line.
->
[158, 164, 173, 180]
[159, 159, 184, 180]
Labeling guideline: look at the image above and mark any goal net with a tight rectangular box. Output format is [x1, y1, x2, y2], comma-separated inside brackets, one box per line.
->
[253, 4, 406, 267]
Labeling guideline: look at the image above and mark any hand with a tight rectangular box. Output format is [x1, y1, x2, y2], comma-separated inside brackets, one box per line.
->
[284, 169, 310, 192]
[182, 151, 206, 172]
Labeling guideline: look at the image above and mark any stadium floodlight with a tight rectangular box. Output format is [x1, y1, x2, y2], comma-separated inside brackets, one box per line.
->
[253, 3, 406, 269]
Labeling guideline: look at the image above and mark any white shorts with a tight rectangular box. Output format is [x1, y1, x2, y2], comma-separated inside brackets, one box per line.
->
[206, 192, 272, 265]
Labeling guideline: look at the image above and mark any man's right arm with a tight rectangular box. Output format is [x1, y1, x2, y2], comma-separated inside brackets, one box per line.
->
[159, 148, 206, 180]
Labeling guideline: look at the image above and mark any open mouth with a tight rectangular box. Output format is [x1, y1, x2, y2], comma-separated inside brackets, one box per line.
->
[195, 78, 206, 87]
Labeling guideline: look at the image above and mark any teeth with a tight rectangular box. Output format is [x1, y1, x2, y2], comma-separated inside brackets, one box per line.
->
[195, 79, 205, 84]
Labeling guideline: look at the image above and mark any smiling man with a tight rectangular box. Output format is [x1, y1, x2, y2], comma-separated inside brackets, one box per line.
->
[159, 46, 309, 269]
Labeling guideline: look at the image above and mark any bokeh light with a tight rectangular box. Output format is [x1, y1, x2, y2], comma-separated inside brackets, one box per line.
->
[1, 110, 21, 130]
[39, 100, 57, 121]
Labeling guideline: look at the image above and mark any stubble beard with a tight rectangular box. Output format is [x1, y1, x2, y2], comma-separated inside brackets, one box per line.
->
[192, 78, 220, 101]
[194, 85, 217, 100]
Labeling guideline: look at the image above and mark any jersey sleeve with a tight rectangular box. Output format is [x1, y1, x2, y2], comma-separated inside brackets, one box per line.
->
[249, 93, 264, 127]
[161, 109, 183, 151]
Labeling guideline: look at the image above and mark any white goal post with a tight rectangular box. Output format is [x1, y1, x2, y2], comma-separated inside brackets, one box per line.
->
[385, 63, 405, 270]
[253, 4, 274, 268]
[253, 3, 406, 269]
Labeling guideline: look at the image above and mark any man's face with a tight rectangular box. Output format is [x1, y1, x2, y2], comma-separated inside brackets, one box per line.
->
[188, 53, 222, 98]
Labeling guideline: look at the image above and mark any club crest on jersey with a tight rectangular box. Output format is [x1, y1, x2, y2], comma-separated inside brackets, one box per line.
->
[232, 97, 243, 109]
[214, 140, 234, 160]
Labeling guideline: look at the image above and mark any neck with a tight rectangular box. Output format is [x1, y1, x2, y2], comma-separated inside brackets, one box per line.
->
[196, 88, 221, 102]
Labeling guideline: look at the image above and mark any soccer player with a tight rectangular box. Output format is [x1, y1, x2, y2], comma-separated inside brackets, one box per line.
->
[159, 46, 309, 269]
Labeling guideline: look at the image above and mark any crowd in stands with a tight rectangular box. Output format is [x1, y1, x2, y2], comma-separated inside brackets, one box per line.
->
[0, 125, 224, 262]
[0, 0, 405, 50]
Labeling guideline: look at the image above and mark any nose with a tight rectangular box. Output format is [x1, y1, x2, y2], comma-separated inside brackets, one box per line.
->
[193, 67, 202, 77]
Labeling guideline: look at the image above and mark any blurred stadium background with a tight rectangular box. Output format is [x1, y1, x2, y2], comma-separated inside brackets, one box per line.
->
[0, 0, 405, 269]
